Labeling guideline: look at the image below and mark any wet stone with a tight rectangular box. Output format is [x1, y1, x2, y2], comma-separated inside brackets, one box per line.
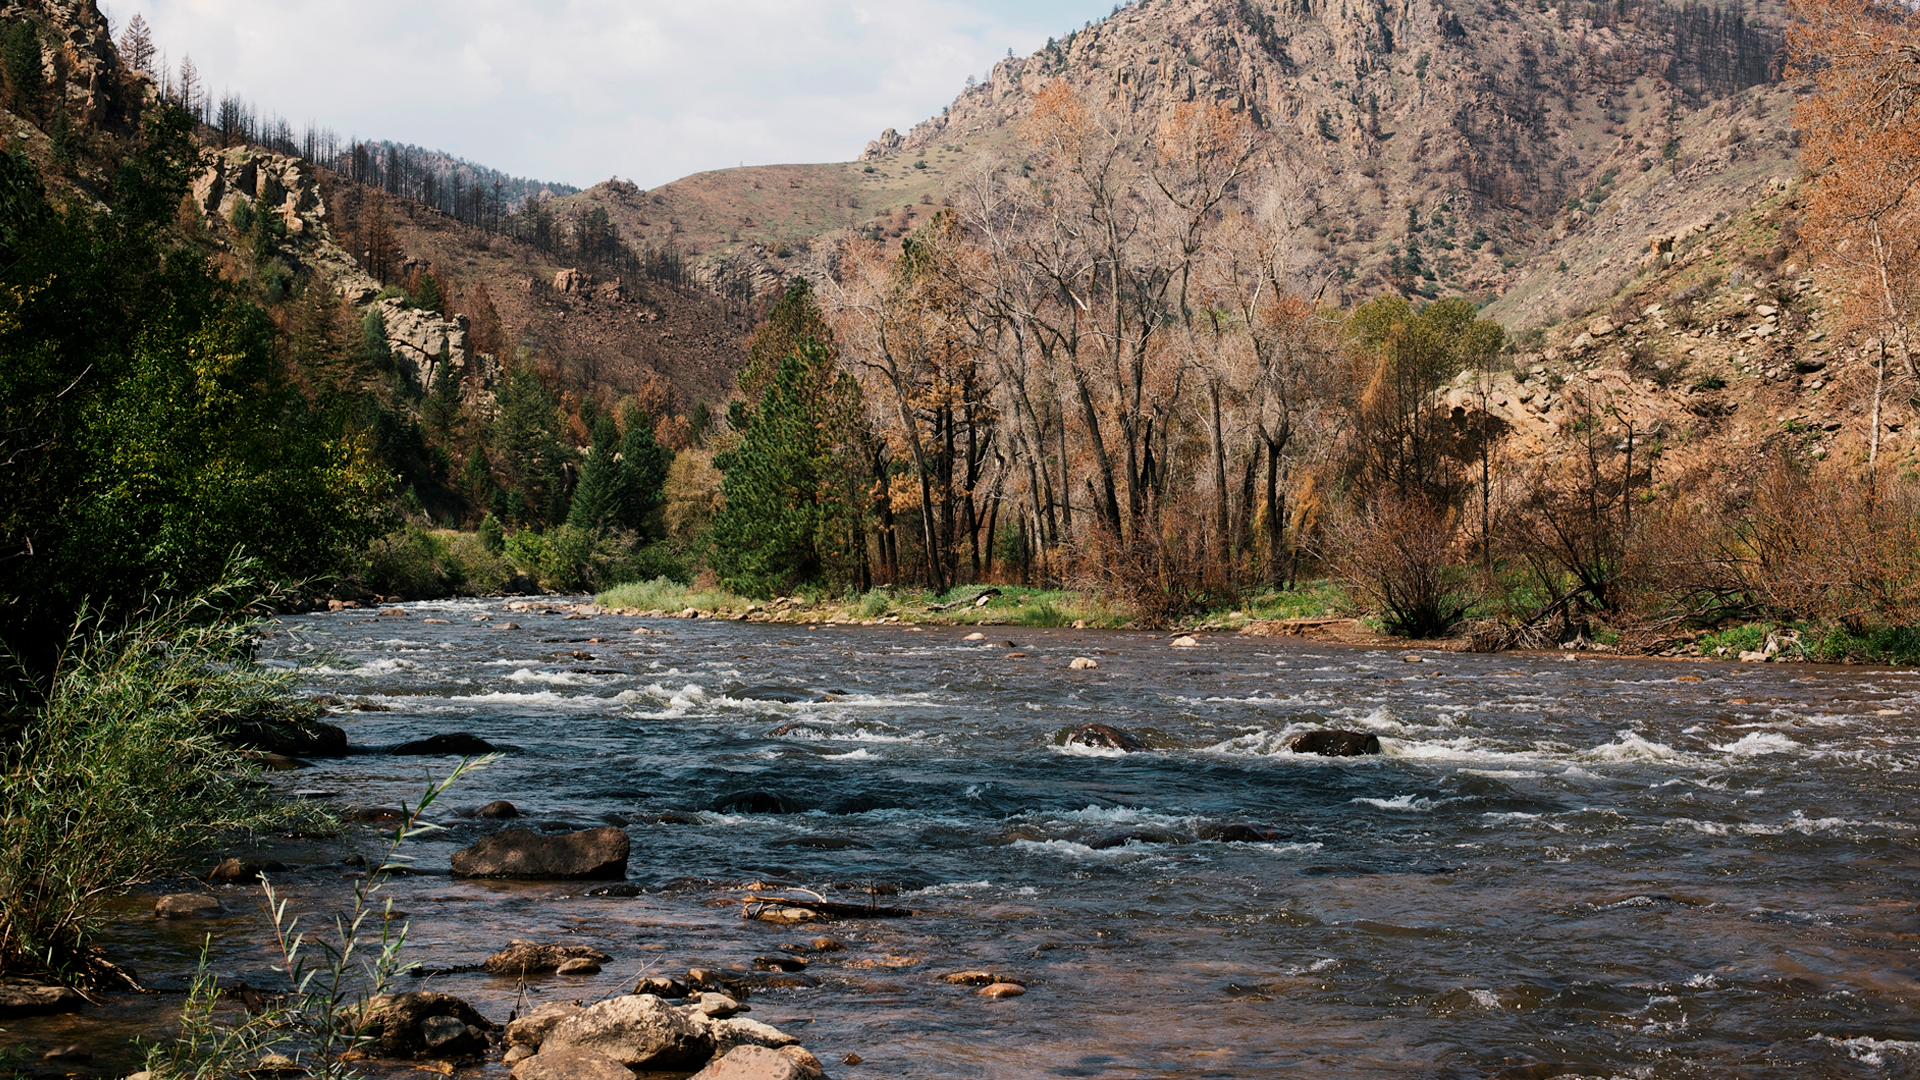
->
[1287, 730, 1382, 756]
[473, 799, 520, 819]
[388, 732, 498, 756]
[1066, 722, 1145, 752]
[978, 982, 1026, 998]
[483, 941, 613, 976]
[155, 893, 223, 918]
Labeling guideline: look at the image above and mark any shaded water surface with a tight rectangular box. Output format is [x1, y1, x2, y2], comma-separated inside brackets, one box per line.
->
[19, 600, 1920, 1077]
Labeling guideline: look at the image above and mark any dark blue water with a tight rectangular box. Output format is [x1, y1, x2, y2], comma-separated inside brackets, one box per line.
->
[45, 599, 1920, 1077]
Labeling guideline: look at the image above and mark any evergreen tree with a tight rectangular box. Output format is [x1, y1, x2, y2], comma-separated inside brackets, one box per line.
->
[565, 414, 623, 532]
[117, 13, 155, 76]
[617, 407, 673, 533]
[709, 340, 865, 597]
[3, 21, 41, 118]
[492, 365, 571, 526]
[357, 307, 392, 371]
[739, 278, 835, 400]
[413, 270, 444, 314]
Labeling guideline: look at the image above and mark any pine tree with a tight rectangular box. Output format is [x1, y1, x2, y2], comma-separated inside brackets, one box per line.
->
[492, 366, 571, 526]
[3, 21, 41, 118]
[709, 340, 865, 596]
[617, 406, 672, 533]
[413, 270, 444, 314]
[565, 414, 623, 532]
[356, 308, 392, 372]
[177, 53, 200, 120]
[739, 278, 835, 400]
[117, 13, 155, 76]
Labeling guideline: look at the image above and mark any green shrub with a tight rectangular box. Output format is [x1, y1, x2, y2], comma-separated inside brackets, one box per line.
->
[441, 530, 512, 594]
[363, 524, 452, 598]
[0, 585, 310, 983]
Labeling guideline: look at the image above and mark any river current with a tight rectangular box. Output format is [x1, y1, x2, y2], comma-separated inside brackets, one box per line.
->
[56, 599, 1920, 1077]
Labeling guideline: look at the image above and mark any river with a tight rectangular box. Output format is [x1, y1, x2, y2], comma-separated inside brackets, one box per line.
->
[19, 597, 1920, 1078]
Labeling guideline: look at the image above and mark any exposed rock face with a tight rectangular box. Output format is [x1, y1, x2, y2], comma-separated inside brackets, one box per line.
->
[859, 127, 904, 161]
[450, 826, 630, 879]
[193, 150, 325, 237]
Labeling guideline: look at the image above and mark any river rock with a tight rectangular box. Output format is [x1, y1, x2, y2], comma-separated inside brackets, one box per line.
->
[154, 893, 223, 918]
[388, 732, 498, 755]
[713, 790, 800, 814]
[451, 827, 630, 879]
[697, 1015, 802, 1057]
[1087, 826, 1192, 849]
[687, 1044, 810, 1080]
[355, 992, 494, 1059]
[41, 1043, 90, 1062]
[510, 1047, 636, 1080]
[474, 800, 520, 819]
[1069, 656, 1099, 669]
[1171, 635, 1200, 647]
[0, 979, 84, 1017]
[979, 982, 1026, 998]
[1066, 723, 1145, 752]
[208, 857, 287, 881]
[693, 992, 746, 1017]
[483, 941, 614, 976]
[1286, 730, 1382, 756]
[539, 994, 708, 1069]
[557, 958, 602, 975]
[635, 976, 690, 998]
[733, 686, 810, 703]
[223, 716, 349, 757]
[506, 1001, 583, 1048]
[940, 971, 1024, 986]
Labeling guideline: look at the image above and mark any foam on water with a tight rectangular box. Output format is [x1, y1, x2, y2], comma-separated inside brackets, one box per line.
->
[1814, 1035, 1920, 1066]
[1351, 794, 1443, 812]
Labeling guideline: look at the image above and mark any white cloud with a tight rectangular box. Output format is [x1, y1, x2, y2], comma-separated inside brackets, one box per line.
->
[105, 0, 1112, 188]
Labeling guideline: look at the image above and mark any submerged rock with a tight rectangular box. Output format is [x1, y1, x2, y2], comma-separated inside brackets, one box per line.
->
[733, 686, 811, 703]
[979, 982, 1026, 998]
[0, 979, 85, 1017]
[482, 941, 613, 976]
[1198, 823, 1295, 843]
[388, 732, 498, 756]
[1066, 723, 1146, 752]
[154, 893, 223, 918]
[713, 790, 800, 814]
[450, 826, 629, 879]
[223, 717, 349, 757]
[473, 800, 520, 819]
[1286, 730, 1382, 756]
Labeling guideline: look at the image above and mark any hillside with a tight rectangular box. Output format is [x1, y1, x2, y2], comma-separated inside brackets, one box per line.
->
[578, 0, 1790, 332]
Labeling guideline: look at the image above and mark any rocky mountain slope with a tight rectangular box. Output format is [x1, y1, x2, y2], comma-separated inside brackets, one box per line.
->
[574, 0, 1791, 332]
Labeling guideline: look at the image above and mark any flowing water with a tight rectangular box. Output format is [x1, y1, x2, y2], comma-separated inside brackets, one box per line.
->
[18, 599, 1920, 1078]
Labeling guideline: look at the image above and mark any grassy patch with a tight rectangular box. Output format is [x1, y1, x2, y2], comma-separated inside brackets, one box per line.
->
[1697, 622, 1920, 664]
[597, 576, 750, 613]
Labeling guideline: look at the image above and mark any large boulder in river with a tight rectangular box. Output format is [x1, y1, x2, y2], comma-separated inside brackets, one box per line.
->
[539, 994, 709, 1070]
[506, 1001, 584, 1049]
[389, 732, 498, 756]
[483, 941, 613, 976]
[1087, 826, 1191, 849]
[1287, 730, 1381, 756]
[510, 1046, 635, 1080]
[451, 827, 629, 879]
[689, 1044, 816, 1080]
[223, 716, 349, 757]
[1066, 723, 1145, 752]
[355, 991, 495, 1059]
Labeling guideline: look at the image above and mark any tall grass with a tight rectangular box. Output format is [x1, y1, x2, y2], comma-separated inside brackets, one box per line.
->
[0, 584, 312, 984]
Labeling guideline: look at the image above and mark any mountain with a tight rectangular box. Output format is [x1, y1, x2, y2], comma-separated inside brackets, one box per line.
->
[577, 0, 1792, 333]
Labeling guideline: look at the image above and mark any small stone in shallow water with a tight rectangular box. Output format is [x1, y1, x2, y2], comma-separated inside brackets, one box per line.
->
[810, 937, 844, 952]
[978, 982, 1026, 998]
[41, 1044, 90, 1062]
[841, 1052, 864, 1065]
[483, 941, 613, 976]
[1171, 635, 1199, 647]
[1069, 656, 1098, 669]
[473, 799, 519, 818]
[940, 971, 1025, 986]
[963, 632, 986, 641]
[503, 1045, 536, 1065]
[633, 976, 688, 998]
[754, 955, 808, 972]
[556, 958, 602, 975]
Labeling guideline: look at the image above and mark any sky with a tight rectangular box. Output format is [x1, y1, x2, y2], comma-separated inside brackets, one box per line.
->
[101, 0, 1121, 189]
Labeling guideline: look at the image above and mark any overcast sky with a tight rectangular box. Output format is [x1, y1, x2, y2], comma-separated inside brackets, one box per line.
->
[100, 0, 1118, 189]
